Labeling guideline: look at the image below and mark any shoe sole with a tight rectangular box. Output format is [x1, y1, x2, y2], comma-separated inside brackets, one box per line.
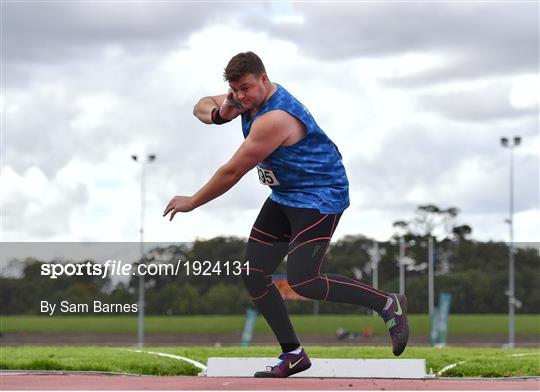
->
[254, 372, 281, 378]
[253, 363, 311, 378]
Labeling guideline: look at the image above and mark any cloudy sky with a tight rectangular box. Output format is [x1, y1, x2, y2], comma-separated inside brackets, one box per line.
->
[1, 1, 539, 244]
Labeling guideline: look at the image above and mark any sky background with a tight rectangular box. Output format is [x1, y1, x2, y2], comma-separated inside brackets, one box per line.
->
[1, 1, 539, 244]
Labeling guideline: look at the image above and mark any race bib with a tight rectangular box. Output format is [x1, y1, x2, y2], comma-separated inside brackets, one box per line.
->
[257, 166, 280, 186]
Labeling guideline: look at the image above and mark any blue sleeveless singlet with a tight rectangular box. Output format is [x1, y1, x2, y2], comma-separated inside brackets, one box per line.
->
[240, 84, 349, 214]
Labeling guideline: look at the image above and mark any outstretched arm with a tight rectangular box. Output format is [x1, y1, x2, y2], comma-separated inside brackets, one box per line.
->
[163, 112, 291, 220]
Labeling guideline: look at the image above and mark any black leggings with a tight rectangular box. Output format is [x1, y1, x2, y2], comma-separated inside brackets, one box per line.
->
[241, 198, 390, 352]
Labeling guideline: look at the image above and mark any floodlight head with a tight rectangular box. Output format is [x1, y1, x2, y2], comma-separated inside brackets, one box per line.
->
[500, 137, 509, 147]
[514, 137, 521, 146]
[131, 155, 138, 161]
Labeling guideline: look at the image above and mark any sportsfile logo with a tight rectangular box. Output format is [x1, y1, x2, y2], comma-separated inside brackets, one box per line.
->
[40, 260, 249, 279]
[40, 260, 132, 279]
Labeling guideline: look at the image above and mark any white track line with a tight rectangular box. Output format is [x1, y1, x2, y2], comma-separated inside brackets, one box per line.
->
[436, 352, 538, 377]
[436, 361, 467, 377]
[125, 350, 207, 371]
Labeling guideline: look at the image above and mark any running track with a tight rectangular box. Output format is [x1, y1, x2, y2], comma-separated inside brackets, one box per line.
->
[1, 372, 539, 390]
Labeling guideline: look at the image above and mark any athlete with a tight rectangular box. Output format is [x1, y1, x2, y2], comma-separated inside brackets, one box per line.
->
[163, 52, 409, 378]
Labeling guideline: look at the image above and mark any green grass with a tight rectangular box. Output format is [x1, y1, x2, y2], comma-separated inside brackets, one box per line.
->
[1, 314, 539, 335]
[0, 346, 538, 377]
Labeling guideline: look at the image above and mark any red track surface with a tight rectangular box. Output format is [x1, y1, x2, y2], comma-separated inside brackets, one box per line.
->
[1, 373, 539, 390]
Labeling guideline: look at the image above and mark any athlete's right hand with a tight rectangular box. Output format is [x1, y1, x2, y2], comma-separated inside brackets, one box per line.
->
[218, 89, 247, 121]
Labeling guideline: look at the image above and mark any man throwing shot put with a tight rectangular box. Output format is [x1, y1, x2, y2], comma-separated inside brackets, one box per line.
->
[163, 51, 409, 378]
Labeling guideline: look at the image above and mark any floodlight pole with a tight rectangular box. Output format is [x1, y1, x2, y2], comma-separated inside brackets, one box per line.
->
[370, 241, 381, 316]
[500, 136, 520, 348]
[131, 154, 156, 347]
[428, 236, 434, 316]
[399, 237, 405, 295]
[372, 241, 380, 292]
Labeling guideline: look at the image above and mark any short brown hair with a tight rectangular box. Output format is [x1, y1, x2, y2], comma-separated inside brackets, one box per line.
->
[223, 51, 266, 82]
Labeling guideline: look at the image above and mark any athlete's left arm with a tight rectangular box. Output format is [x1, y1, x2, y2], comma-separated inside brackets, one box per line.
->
[163, 111, 291, 221]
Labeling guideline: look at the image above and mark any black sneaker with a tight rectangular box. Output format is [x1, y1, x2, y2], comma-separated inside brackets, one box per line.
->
[254, 348, 311, 378]
[380, 293, 409, 356]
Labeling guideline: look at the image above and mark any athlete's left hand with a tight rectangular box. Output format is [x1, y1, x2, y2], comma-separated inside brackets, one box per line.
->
[163, 196, 195, 221]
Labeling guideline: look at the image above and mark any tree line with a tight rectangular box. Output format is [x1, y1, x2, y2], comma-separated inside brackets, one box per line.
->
[1, 236, 538, 315]
[1, 205, 538, 315]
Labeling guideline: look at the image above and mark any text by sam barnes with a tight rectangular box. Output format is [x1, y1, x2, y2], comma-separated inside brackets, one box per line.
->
[41, 300, 138, 315]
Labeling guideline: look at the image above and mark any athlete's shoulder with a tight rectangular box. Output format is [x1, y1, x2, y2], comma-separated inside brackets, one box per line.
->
[255, 109, 297, 129]
[245, 111, 291, 150]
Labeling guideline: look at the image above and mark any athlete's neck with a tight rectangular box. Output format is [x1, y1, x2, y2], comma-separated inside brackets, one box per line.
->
[250, 83, 277, 117]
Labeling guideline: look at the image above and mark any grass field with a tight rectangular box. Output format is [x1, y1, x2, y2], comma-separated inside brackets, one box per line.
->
[1, 314, 539, 335]
[1, 346, 538, 377]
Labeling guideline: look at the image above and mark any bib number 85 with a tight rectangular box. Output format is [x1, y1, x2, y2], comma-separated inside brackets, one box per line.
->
[257, 166, 280, 186]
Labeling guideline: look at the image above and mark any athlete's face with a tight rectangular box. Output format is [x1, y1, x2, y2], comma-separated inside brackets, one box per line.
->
[228, 73, 269, 110]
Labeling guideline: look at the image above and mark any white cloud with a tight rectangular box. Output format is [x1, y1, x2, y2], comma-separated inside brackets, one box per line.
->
[1, 165, 88, 240]
[509, 74, 540, 110]
[2, 4, 538, 245]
